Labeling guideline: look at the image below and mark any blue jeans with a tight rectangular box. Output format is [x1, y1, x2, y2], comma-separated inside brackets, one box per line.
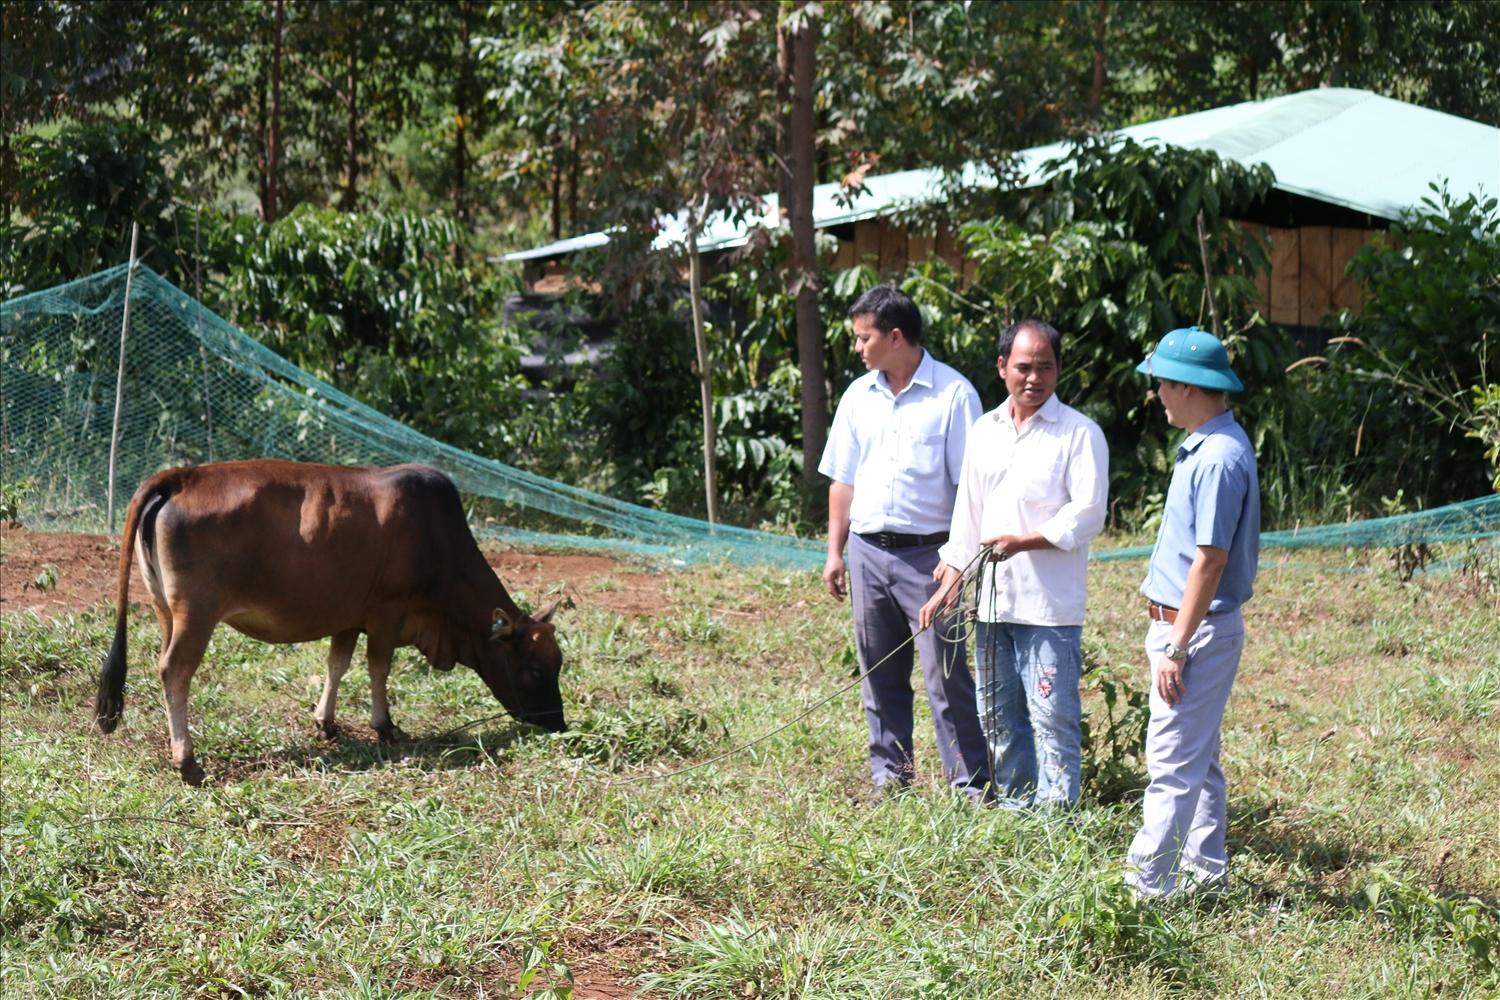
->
[973, 621, 1083, 808]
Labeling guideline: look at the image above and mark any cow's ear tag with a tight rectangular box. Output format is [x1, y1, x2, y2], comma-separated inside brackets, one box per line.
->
[491, 609, 515, 639]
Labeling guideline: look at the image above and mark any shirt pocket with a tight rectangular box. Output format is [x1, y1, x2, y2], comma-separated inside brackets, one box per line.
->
[909, 431, 947, 480]
[1019, 456, 1066, 508]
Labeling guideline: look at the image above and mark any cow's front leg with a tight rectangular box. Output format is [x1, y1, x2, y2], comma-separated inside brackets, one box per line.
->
[365, 631, 406, 743]
[159, 617, 213, 785]
[313, 629, 360, 739]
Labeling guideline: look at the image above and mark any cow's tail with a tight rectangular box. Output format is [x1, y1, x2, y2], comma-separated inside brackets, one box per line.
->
[96, 479, 166, 733]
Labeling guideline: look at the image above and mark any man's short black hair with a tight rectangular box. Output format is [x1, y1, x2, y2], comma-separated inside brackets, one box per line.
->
[848, 285, 922, 345]
[998, 318, 1062, 369]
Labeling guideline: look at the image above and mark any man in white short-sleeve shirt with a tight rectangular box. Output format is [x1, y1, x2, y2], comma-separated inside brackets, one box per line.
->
[819, 285, 990, 798]
[920, 319, 1108, 808]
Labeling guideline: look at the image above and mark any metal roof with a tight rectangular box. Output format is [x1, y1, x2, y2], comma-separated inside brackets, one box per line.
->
[500, 88, 1500, 262]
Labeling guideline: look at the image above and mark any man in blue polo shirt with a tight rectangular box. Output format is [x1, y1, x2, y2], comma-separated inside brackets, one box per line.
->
[820, 285, 990, 799]
[1126, 327, 1259, 898]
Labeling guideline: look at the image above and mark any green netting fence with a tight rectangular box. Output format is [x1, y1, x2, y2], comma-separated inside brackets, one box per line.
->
[2, 263, 1497, 569]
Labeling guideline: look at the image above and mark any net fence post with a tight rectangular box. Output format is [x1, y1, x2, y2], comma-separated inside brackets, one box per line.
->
[106, 223, 142, 534]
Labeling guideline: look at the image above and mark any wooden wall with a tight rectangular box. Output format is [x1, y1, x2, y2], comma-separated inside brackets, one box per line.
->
[520, 217, 1382, 328]
[1254, 225, 1374, 324]
[831, 219, 977, 284]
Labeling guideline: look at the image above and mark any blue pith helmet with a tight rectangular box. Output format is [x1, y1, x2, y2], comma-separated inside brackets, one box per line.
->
[1135, 327, 1244, 392]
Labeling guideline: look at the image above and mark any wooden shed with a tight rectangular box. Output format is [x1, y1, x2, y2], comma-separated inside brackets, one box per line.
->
[505, 88, 1498, 331]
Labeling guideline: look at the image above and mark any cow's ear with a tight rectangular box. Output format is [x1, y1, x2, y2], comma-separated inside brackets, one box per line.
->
[535, 599, 563, 624]
[491, 608, 516, 639]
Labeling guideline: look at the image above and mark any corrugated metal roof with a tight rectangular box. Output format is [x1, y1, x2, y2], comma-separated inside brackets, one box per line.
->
[1117, 87, 1499, 220]
[500, 88, 1500, 262]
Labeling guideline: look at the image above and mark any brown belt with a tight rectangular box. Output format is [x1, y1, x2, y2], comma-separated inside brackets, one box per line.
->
[1147, 601, 1179, 624]
[1148, 600, 1228, 623]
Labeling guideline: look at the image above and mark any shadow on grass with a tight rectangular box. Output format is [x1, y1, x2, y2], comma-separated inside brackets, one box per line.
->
[210, 722, 546, 782]
[1228, 793, 1370, 883]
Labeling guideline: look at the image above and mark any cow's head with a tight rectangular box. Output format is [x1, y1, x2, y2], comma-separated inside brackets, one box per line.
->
[485, 600, 567, 732]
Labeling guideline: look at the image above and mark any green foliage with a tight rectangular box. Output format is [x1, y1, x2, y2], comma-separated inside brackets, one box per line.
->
[1469, 382, 1500, 492]
[1108, 0, 1500, 126]
[0, 119, 191, 296]
[0, 476, 34, 524]
[1353, 870, 1500, 972]
[213, 206, 530, 457]
[29, 564, 58, 593]
[571, 285, 699, 501]
[1080, 663, 1150, 805]
[932, 139, 1280, 513]
[558, 702, 716, 769]
[1017, 872, 1196, 978]
[511, 940, 573, 999]
[1316, 187, 1500, 507]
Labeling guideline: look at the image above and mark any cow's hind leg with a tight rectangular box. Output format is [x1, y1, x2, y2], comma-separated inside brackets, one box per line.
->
[365, 630, 406, 744]
[158, 617, 214, 785]
[313, 629, 360, 739]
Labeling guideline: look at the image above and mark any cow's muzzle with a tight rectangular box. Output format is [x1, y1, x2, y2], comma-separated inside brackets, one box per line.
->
[522, 709, 568, 733]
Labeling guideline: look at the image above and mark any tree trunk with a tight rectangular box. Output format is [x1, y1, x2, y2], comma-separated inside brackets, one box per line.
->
[266, 0, 284, 223]
[686, 206, 719, 525]
[256, 21, 268, 220]
[1090, 0, 1107, 111]
[550, 154, 562, 240]
[454, 0, 472, 232]
[340, 18, 359, 212]
[567, 129, 579, 233]
[775, 16, 793, 226]
[789, 17, 826, 489]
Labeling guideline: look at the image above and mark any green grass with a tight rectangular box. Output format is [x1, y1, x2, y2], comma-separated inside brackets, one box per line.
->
[2, 548, 1498, 998]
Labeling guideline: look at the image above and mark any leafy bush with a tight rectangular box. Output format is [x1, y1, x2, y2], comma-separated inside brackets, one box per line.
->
[211, 207, 531, 458]
[933, 139, 1283, 516]
[1315, 188, 1500, 508]
[1, 119, 195, 296]
[1080, 664, 1150, 805]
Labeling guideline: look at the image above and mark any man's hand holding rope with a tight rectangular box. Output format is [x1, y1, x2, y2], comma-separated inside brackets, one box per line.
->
[918, 562, 965, 630]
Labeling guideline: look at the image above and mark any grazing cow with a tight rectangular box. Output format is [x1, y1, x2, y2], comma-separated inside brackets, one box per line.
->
[95, 460, 567, 784]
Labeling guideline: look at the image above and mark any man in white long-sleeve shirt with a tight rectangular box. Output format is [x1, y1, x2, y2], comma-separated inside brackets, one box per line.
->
[920, 319, 1108, 808]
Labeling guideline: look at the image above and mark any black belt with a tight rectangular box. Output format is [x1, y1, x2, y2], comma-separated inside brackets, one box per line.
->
[857, 530, 948, 550]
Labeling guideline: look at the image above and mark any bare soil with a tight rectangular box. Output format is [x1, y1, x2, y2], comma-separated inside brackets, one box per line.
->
[0, 525, 670, 621]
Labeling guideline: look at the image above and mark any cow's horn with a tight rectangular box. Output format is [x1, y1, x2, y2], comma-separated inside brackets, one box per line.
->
[535, 599, 564, 624]
[491, 609, 515, 638]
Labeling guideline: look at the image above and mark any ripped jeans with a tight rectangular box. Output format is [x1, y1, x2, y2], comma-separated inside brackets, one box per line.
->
[972, 622, 1083, 809]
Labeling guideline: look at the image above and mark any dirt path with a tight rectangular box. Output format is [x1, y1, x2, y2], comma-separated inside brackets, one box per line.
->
[0, 525, 670, 621]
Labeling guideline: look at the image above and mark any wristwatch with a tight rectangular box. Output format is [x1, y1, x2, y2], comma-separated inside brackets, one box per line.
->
[1163, 640, 1189, 662]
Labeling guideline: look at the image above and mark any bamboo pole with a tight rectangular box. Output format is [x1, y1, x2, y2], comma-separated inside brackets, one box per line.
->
[686, 200, 719, 525]
[106, 223, 141, 534]
[1195, 209, 1222, 336]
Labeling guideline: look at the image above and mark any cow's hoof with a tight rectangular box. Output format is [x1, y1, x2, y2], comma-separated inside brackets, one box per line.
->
[316, 721, 339, 741]
[179, 759, 205, 786]
[375, 723, 408, 744]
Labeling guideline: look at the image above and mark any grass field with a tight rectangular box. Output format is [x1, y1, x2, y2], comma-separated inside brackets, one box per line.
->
[3, 540, 1498, 998]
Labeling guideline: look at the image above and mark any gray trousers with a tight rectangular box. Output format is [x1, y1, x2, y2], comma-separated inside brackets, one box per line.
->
[848, 533, 990, 792]
[1126, 609, 1246, 896]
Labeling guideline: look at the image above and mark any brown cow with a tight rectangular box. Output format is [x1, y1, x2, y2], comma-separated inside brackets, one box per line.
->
[95, 460, 567, 784]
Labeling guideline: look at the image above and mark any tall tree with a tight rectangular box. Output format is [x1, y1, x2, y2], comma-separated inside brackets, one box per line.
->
[783, 3, 826, 490]
[265, 0, 285, 222]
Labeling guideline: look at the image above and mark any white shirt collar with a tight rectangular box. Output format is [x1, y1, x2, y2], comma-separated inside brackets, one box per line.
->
[872, 349, 935, 397]
[996, 391, 1062, 428]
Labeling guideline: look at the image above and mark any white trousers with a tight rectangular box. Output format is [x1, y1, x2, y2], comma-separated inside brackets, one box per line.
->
[1126, 609, 1245, 897]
